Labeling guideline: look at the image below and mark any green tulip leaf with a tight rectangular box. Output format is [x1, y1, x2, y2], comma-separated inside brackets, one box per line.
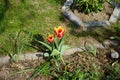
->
[37, 40, 52, 51]
[51, 49, 59, 56]
[54, 38, 58, 49]
[60, 45, 70, 54]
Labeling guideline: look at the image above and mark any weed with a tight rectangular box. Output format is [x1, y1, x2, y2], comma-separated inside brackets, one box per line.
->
[84, 41, 97, 56]
[7, 29, 33, 62]
[29, 62, 51, 80]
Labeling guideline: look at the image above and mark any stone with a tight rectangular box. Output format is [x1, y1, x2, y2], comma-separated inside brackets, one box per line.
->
[109, 40, 119, 46]
[64, 0, 73, 6]
[84, 21, 110, 27]
[0, 56, 10, 66]
[103, 40, 119, 47]
[102, 40, 111, 47]
[62, 0, 73, 10]
[111, 49, 119, 59]
[62, 10, 85, 27]
[107, 0, 119, 7]
[0, 52, 43, 67]
[109, 6, 120, 23]
[62, 0, 85, 27]
[63, 48, 84, 55]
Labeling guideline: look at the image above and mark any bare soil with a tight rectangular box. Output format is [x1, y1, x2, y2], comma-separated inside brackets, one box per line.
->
[73, 2, 113, 21]
[0, 47, 119, 80]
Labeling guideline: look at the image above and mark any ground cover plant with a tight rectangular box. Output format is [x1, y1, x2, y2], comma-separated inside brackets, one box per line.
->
[0, 0, 120, 80]
[29, 26, 69, 79]
[73, 0, 106, 13]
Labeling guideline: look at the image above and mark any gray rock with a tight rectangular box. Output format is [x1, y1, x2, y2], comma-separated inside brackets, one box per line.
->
[109, 6, 120, 23]
[62, 10, 84, 27]
[84, 21, 110, 27]
[103, 40, 119, 47]
[109, 40, 119, 46]
[0, 56, 10, 66]
[107, 0, 119, 7]
[93, 43, 105, 49]
[103, 40, 111, 47]
[19, 52, 43, 60]
[0, 52, 43, 67]
[62, 0, 85, 27]
[63, 48, 84, 56]
[64, 0, 73, 6]
[111, 49, 119, 59]
[62, 0, 73, 10]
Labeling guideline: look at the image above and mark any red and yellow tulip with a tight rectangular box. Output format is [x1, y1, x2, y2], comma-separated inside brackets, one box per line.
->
[47, 35, 54, 43]
[54, 26, 66, 38]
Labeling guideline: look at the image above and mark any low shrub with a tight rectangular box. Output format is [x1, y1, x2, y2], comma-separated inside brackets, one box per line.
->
[73, 0, 106, 13]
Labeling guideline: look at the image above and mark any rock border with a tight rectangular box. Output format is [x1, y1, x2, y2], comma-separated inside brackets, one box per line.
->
[0, 48, 84, 67]
[62, 0, 120, 28]
[0, 39, 119, 67]
[0, 41, 105, 67]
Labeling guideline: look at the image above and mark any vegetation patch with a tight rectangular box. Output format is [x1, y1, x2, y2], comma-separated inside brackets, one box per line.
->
[0, 0, 120, 80]
[0, 49, 120, 80]
[73, 0, 106, 14]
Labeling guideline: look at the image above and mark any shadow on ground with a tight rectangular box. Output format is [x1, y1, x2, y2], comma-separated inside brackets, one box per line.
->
[30, 34, 46, 52]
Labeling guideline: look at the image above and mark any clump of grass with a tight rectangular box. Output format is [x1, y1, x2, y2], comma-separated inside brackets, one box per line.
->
[1, 29, 33, 62]
[29, 62, 51, 80]
[11, 29, 33, 62]
[84, 41, 97, 56]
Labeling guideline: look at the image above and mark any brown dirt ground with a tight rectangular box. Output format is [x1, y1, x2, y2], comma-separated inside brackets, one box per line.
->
[73, 2, 113, 21]
[0, 47, 118, 80]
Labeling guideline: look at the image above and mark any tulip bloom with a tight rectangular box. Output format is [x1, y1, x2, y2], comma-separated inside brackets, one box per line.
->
[47, 35, 54, 43]
[54, 26, 66, 38]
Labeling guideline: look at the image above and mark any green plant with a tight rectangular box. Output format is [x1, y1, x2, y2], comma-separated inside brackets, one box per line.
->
[115, 0, 120, 3]
[51, 68, 101, 80]
[103, 61, 120, 80]
[55, 69, 87, 80]
[74, 0, 106, 13]
[109, 22, 120, 41]
[36, 26, 69, 66]
[9, 29, 32, 62]
[29, 62, 51, 80]
[0, 0, 9, 33]
[110, 36, 120, 40]
[84, 41, 97, 56]
[28, 26, 70, 79]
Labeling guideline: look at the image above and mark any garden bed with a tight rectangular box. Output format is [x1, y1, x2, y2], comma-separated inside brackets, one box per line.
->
[0, 46, 120, 80]
[73, 2, 113, 22]
[62, 0, 120, 27]
[0, 0, 120, 80]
